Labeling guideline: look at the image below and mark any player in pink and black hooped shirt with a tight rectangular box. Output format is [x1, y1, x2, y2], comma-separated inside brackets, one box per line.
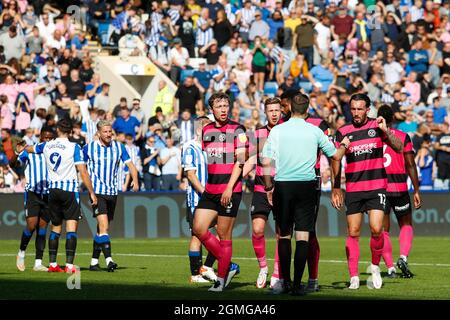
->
[242, 97, 282, 290]
[192, 92, 249, 292]
[331, 93, 404, 290]
[377, 105, 422, 279]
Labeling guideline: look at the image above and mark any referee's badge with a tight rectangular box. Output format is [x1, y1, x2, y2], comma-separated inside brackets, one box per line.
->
[238, 133, 247, 144]
[185, 154, 193, 165]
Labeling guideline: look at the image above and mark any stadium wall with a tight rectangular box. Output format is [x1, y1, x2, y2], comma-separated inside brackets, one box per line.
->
[1, 193, 450, 239]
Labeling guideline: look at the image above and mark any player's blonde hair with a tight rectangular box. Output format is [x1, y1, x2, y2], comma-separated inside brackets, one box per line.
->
[97, 120, 113, 131]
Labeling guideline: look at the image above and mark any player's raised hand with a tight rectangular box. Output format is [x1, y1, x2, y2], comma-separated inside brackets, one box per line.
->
[413, 191, 422, 209]
[331, 188, 344, 210]
[377, 116, 388, 132]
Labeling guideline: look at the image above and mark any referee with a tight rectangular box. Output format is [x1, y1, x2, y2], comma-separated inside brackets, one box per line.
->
[262, 93, 350, 295]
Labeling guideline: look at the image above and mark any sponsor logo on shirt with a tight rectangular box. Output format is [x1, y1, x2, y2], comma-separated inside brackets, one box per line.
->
[350, 142, 378, 156]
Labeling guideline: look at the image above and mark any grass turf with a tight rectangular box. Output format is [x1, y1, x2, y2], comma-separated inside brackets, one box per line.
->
[0, 237, 449, 300]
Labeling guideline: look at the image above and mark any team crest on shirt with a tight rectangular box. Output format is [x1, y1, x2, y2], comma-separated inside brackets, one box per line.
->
[368, 129, 376, 137]
[238, 133, 247, 144]
[185, 155, 193, 165]
[219, 134, 226, 142]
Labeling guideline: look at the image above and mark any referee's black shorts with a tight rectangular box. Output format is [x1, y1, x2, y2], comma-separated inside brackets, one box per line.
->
[273, 180, 318, 236]
[92, 194, 118, 221]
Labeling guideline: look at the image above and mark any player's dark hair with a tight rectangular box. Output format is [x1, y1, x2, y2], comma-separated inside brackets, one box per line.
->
[291, 93, 309, 115]
[41, 126, 55, 136]
[280, 89, 298, 102]
[350, 93, 371, 109]
[377, 104, 394, 125]
[56, 118, 73, 135]
[208, 92, 231, 109]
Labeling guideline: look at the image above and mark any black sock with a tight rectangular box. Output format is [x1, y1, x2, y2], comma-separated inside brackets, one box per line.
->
[48, 231, 60, 263]
[19, 229, 34, 251]
[35, 228, 47, 260]
[189, 251, 202, 276]
[92, 236, 102, 263]
[294, 240, 309, 287]
[66, 232, 78, 265]
[99, 234, 112, 260]
[204, 251, 216, 268]
[278, 238, 292, 283]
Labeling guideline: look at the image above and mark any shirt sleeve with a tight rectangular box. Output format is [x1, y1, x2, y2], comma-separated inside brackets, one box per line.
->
[404, 134, 414, 154]
[318, 129, 337, 158]
[182, 146, 197, 171]
[120, 142, 131, 164]
[262, 128, 277, 161]
[73, 143, 85, 165]
[18, 150, 29, 164]
[34, 142, 46, 154]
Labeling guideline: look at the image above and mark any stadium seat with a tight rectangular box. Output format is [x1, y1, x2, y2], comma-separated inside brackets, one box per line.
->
[264, 82, 278, 97]
[180, 69, 196, 84]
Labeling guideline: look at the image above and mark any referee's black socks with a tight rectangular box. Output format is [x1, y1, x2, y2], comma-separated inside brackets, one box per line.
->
[278, 238, 292, 283]
[49, 231, 60, 264]
[66, 232, 78, 264]
[294, 240, 309, 288]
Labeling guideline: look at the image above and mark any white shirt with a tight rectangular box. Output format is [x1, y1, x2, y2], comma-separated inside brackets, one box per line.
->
[169, 47, 189, 67]
[222, 46, 243, 68]
[160, 147, 181, 175]
[34, 94, 52, 111]
[314, 23, 331, 51]
[34, 137, 84, 192]
[383, 61, 404, 85]
[46, 36, 66, 50]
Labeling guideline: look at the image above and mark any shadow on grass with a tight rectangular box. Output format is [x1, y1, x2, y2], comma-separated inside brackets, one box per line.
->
[0, 277, 389, 300]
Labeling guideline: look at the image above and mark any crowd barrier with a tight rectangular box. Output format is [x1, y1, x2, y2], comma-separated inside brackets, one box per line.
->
[1, 192, 450, 239]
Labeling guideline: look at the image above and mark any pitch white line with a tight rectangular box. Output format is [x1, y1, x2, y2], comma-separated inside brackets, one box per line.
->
[1, 253, 449, 267]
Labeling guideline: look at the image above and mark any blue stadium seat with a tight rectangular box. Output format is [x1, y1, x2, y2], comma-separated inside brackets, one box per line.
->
[180, 69, 196, 84]
[264, 82, 278, 97]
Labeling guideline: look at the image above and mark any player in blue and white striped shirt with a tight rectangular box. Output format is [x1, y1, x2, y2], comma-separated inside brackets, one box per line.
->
[83, 120, 139, 272]
[16, 127, 54, 272]
[17, 119, 98, 274]
[182, 116, 217, 283]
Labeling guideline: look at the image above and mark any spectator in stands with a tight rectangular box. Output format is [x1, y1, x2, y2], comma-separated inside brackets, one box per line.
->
[174, 76, 202, 117]
[214, 9, 233, 48]
[14, 93, 31, 135]
[69, 122, 86, 148]
[93, 82, 111, 113]
[158, 136, 181, 191]
[141, 134, 161, 191]
[54, 82, 73, 120]
[0, 95, 13, 131]
[199, 39, 222, 68]
[431, 97, 449, 124]
[30, 108, 47, 136]
[0, 26, 25, 61]
[193, 61, 212, 95]
[113, 106, 142, 140]
[176, 109, 195, 144]
[175, 7, 196, 58]
[416, 135, 435, 190]
[293, 13, 317, 70]
[169, 37, 190, 84]
[330, 6, 355, 41]
[149, 37, 171, 75]
[238, 81, 261, 121]
[248, 10, 270, 42]
[250, 36, 268, 93]
[0, 128, 21, 165]
[222, 37, 243, 70]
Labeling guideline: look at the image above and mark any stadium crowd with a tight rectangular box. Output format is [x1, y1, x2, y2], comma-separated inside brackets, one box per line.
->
[1, 0, 450, 193]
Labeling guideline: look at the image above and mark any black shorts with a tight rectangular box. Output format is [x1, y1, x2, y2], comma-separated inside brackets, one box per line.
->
[92, 194, 118, 220]
[24, 192, 50, 223]
[48, 189, 82, 226]
[273, 180, 318, 235]
[345, 189, 386, 215]
[252, 64, 266, 73]
[196, 191, 242, 218]
[385, 193, 412, 218]
[250, 191, 272, 218]
[437, 160, 450, 180]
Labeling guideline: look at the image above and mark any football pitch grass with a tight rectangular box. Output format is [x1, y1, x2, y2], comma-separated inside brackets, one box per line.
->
[0, 237, 449, 300]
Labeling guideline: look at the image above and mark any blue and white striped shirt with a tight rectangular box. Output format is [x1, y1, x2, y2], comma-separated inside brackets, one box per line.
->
[19, 151, 49, 195]
[182, 140, 208, 211]
[34, 138, 84, 192]
[81, 119, 99, 144]
[196, 17, 214, 47]
[83, 140, 131, 196]
[168, 8, 180, 25]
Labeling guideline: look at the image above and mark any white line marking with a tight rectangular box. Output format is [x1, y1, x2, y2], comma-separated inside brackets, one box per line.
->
[1, 253, 449, 267]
